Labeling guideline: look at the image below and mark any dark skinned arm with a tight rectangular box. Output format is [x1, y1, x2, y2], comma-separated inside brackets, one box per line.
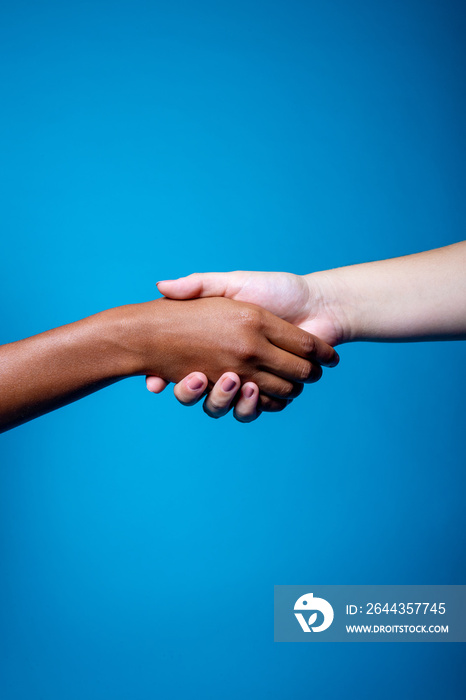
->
[0, 297, 338, 432]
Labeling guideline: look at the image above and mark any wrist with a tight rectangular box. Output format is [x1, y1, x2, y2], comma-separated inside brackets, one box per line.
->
[303, 268, 361, 345]
[95, 304, 156, 378]
[112, 299, 178, 377]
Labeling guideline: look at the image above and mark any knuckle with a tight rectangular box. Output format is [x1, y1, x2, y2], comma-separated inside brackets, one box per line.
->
[291, 382, 304, 398]
[178, 397, 196, 407]
[203, 400, 224, 418]
[269, 400, 289, 413]
[207, 398, 225, 413]
[276, 382, 303, 400]
[174, 388, 194, 406]
[239, 306, 264, 331]
[298, 361, 313, 382]
[276, 383, 295, 400]
[257, 394, 273, 411]
[307, 363, 323, 384]
[233, 408, 256, 423]
[259, 395, 289, 413]
[235, 339, 259, 363]
[301, 333, 316, 356]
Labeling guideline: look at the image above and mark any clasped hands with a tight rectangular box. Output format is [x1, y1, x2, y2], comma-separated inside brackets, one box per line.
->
[2, 245, 462, 433]
[145, 271, 340, 423]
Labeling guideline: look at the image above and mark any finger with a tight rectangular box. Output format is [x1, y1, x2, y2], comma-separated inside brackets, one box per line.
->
[233, 383, 260, 423]
[146, 376, 169, 393]
[157, 272, 240, 300]
[259, 395, 291, 412]
[264, 316, 339, 367]
[173, 372, 208, 406]
[260, 344, 324, 384]
[252, 371, 305, 400]
[203, 372, 241, 419]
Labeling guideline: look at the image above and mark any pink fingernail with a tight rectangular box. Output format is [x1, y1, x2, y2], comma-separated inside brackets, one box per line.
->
[243, 386, 254, 398]
[222, 377, 236, 392]
[187, 377, 204, 391]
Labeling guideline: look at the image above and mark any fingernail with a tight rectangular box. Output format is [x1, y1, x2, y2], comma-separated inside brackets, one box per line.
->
[222, 377, 237, 392]
[243, 386, 254, 398]
[187, 377, 204, 391]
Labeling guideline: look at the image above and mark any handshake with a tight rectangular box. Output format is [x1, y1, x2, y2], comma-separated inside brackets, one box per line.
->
[1, 243, 464, 432]
[144, 271, 340, 423]
[146, 242, 466, 423]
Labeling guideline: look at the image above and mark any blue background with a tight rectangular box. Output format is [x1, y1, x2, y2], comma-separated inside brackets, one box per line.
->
[1, 0, 465, 698]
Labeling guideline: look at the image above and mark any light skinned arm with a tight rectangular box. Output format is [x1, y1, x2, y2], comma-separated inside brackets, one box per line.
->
[156, 241, 466, 345]
[0, 297, 338, 432]
[150, 241, 466, 417]
[307, 241, 466, 344]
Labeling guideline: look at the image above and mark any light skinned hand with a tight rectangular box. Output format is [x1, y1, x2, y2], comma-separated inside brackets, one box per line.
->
[148, 243, 466, 420]
[146, 271, 340, 420]
[154, 243, 466, 346]
[147, 371, 261, 422]
[156, 271, 338, 341]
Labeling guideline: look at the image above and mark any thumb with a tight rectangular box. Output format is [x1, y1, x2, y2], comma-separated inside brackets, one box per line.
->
[156, 272, 235, 300]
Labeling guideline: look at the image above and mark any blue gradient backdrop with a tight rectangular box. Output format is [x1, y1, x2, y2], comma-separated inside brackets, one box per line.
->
[1, 1, 465, 698]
